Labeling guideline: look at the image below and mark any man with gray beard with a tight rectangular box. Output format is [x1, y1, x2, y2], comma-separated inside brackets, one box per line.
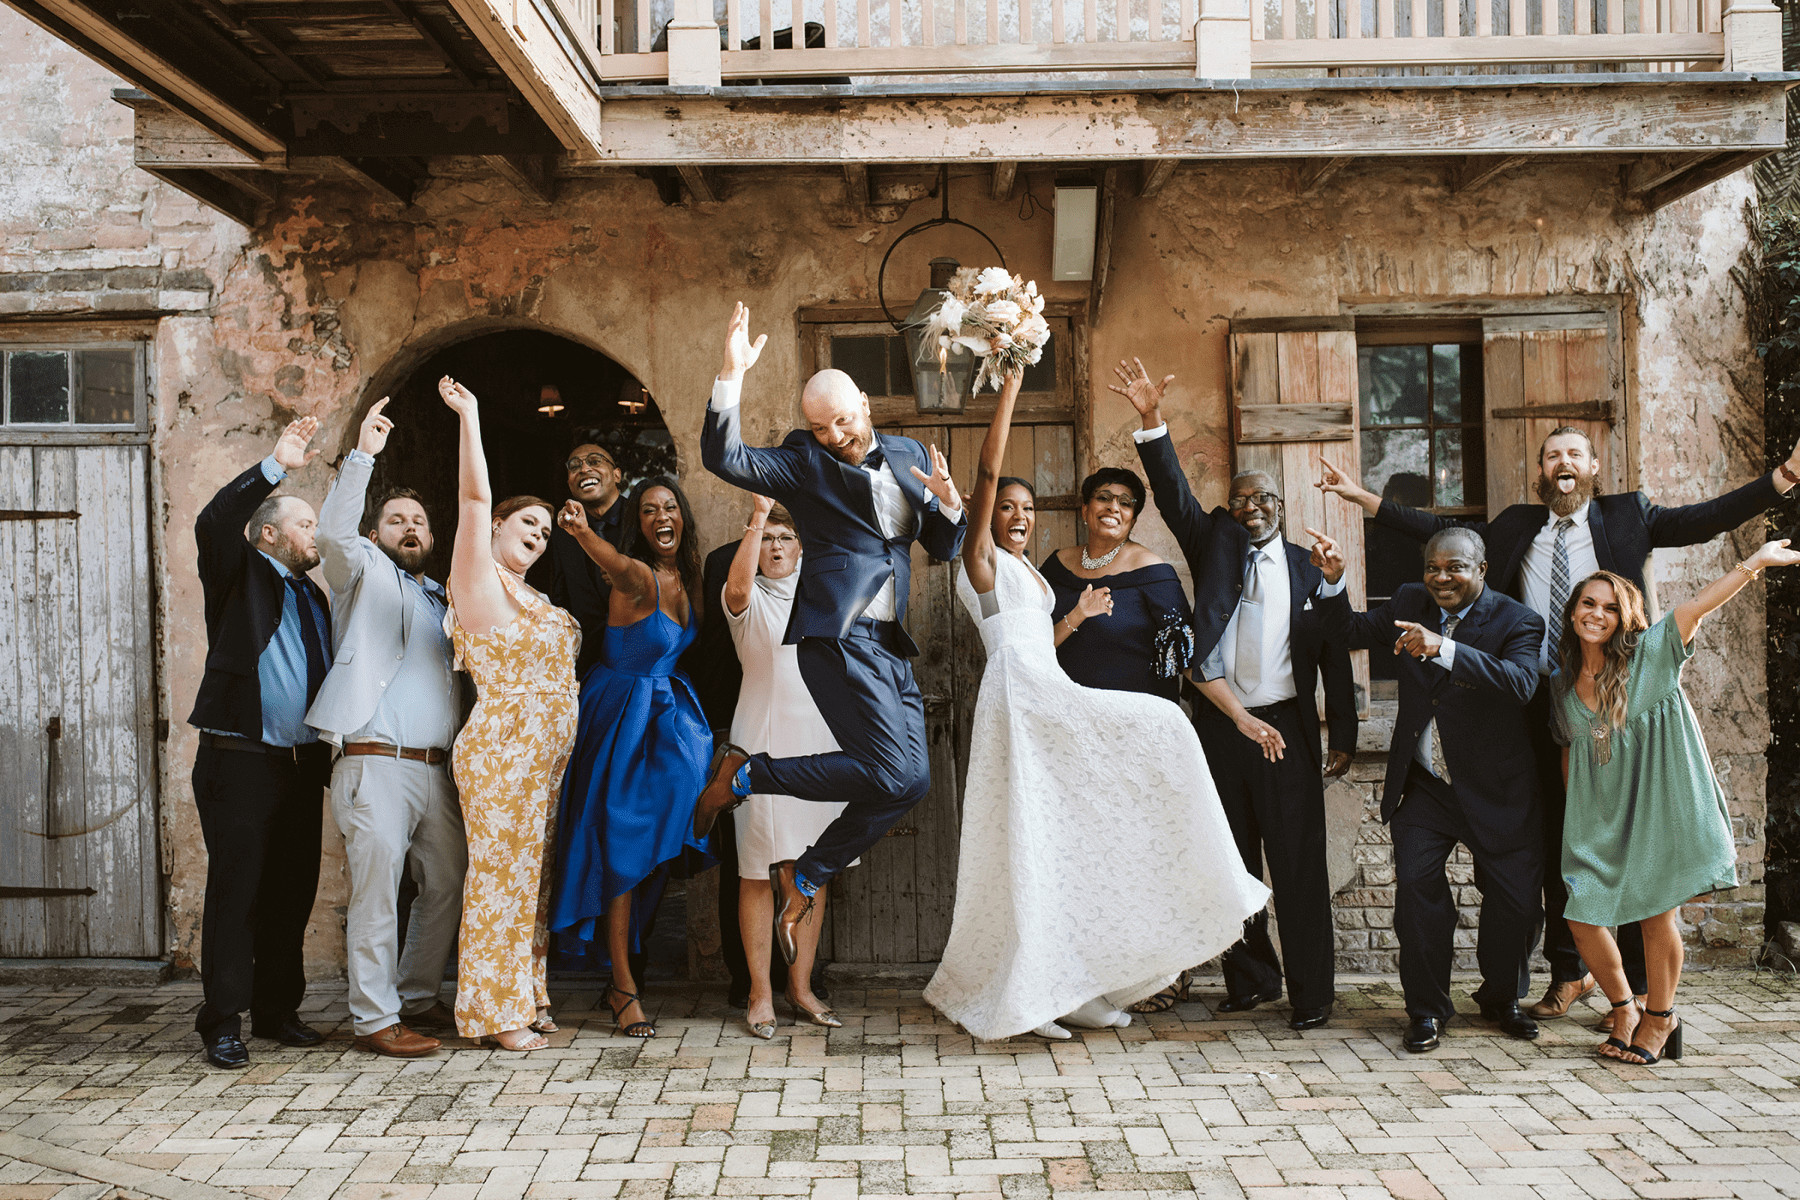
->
[1319, 425, 1799, 1030]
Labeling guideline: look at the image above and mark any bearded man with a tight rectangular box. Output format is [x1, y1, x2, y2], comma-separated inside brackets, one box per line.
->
[304, 398, 466, 1059]
[1319, 425, 1799, 1028]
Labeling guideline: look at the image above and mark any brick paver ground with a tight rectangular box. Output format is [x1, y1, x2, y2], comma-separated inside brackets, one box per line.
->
[3, 971, 1800, 1200]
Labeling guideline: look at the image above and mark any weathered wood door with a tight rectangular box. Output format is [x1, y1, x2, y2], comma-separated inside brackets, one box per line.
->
[1481, 310, 1627, 510]
[0, 444, 161, 956]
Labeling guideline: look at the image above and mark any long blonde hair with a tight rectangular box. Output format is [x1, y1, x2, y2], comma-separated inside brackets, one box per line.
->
[1555, 571, 1648, 731]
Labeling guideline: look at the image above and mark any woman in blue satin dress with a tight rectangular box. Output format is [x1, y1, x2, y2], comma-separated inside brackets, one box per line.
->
[550, 476, 715, 1039]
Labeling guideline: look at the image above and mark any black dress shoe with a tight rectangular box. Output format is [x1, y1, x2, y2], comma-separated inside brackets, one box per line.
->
[1477, 1001, 1540, 1040]
[1216, 990, 1281, 1014]
[1403, 1016, 1444, 1053]
[1288, 1004, 1332, 1031]
[203, 1033, 250, 1069]
[252, 1016, 326, 1047]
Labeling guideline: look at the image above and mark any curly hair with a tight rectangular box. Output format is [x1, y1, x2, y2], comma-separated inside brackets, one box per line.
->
[1554, 569, 1649, 732]
[620, 475, 704, 621]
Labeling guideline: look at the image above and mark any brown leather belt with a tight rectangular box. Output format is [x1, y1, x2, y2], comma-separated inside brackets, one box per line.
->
[341, 741, 449, 765]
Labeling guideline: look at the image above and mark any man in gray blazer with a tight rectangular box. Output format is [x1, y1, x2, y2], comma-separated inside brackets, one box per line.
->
[306, 398, 465, 1058]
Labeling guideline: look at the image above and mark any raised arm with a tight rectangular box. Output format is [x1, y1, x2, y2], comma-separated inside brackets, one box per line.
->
[440, 376, 516, 631]
[960, 371, 1024, 593]
[1112, 359, 1222, 547]
[701, 303, 807, 497]
[722, 495, 774, 618]
[554, 500, 654, 611]
[317, 398, 391, 594]
[1643, 434, 1796, 548]
[1315, 454, 1383, 518]
[1673, 538, 1800, 644]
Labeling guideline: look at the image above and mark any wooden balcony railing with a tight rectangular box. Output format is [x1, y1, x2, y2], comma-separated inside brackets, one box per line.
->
[585, 0, 1776, 83]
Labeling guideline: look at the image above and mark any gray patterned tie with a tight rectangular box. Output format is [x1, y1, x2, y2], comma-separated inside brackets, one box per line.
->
[1426, 614, 1460, 783]
[1548, 517, 1575, 629]
[1235, 547, 1265, 693]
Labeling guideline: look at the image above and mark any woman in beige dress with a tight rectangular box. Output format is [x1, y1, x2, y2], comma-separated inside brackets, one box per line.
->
[438, 376, 581, 1052]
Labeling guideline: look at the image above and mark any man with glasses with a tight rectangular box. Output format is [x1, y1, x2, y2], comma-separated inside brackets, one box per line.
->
[541, 440, 625, 676]
[1112, 358, 1357, 1030]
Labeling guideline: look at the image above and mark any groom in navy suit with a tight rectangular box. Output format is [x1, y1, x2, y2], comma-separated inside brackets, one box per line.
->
[697, 303, 969, 962]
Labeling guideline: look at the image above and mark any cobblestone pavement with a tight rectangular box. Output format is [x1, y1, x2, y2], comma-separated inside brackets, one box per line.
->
[4, 972, 1800, 1200]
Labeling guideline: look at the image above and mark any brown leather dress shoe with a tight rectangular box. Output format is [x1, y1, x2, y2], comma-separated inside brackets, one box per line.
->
[1526, 975, 1597, 1019]
[401, 1001, 458, 1031]
[769, 860, 815, 966]
[354, 1022, 441, 1058]
[694, 745, 751, 839]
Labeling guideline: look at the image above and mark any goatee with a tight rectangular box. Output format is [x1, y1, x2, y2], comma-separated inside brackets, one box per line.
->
[1535, 471, 1595, 518]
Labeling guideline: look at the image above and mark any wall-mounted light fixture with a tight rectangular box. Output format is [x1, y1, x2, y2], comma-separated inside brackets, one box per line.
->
[1051, 184, 1098, 281]
[619, 383, 649, 415]
[537, 384, 565, 416]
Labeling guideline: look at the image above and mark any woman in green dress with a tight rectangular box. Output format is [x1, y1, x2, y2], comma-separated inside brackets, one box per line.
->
[1554, 537, 1799, 1066]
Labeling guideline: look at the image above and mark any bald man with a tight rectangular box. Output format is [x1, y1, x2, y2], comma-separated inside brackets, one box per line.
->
[696, 303, 968, 963]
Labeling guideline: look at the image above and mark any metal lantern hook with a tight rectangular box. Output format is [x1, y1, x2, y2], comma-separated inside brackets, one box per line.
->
[876, 165, 1008, 330]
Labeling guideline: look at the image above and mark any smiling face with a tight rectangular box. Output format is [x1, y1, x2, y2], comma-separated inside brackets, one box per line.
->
[759, 520, 800, 580]
[1082, 483, 1139, 544]
[638, 485, 683, 558]
[371, 496, 432, 574]
[566, 443, 621, 512]
[1535, 431, 1599, 517]
[992, 483, 1036, 558]
[1227, 472, 1282, 546]
[491, 505, 553, 572]
[801, 370, 877, 467]
[1422, 537, 1486, 612]
[1571, 578, 1622, 648]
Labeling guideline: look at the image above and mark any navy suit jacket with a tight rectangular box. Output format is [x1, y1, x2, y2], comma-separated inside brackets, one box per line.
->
[679, 541, 746, 731]
[1319, 583, 1543, 845]
[1135, 432, 1357, 761]
[187, 461, 332, 739]
[1374, 473, 1783, 601]
[701, 402, 966, 655]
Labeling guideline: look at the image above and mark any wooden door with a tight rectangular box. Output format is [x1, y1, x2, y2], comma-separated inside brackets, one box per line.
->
[0, 444, 161, 956]
[1481, 311, 1627, 511]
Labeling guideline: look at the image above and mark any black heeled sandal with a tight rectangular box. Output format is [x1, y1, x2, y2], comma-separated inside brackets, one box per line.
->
[607, 982, 656, 1039]
[1598, 997, 1640, 1057]
[1624, 1005, 1682, 1065]
[1127, 970, 1193, 1014]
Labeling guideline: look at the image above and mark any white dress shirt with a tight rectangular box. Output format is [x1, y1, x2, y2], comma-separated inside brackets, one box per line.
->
[710, 377, 961, 624]
[1518, 500, 1598, 673]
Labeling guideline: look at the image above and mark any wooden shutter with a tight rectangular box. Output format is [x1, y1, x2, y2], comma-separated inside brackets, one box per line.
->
[1229, 316, 1369, 716]
[1482, 311, 1626, 512]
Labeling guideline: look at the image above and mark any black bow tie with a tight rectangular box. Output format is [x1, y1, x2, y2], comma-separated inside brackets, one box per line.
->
[858, 440, 886, 471]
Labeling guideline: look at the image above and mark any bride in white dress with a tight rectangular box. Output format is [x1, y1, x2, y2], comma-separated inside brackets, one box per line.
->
[922, 370, 1271, 1041]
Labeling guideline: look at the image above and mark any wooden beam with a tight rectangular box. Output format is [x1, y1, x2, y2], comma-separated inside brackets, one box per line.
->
[134, 166, 263, 227]
[1139, 158, 1178, 197]
[1638, 150, 1768, 210]
[332, 156, 427, 205]
[677, 165, 720, 203]
[483, 154, 557, 203]
[992, 161, 1019, 201]
[1450, 153, 1529, 194]
[1090, 166, 1118, 329]
[1623, 152, 1710, 197]
[844, 163, 870, 207]
[1294, 156, 1352, 195]
[443, 0, 604, 158]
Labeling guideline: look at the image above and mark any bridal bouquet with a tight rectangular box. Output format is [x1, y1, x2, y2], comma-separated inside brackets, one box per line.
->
[923, 266, 1052, 393]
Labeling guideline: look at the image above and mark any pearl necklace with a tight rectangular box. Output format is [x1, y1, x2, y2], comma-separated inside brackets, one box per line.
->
[1080, 542, 1123, 570]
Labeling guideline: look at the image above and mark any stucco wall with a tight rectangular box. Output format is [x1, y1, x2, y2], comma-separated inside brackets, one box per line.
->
[0, 7, 1770, 976]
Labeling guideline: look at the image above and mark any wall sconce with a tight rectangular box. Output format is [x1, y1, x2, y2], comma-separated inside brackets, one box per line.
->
[619, 385, 649, 415]
[1052, 184, 1097, 281]
[537, 384, 565, 416]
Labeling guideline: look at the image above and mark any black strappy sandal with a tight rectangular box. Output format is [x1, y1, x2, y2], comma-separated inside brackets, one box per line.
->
[607, 982, 656, 1039]
[1598, 997, 1640, 1058]
[1127, 970, 1193, 1014]
[1624, 1005, 1682, 1065]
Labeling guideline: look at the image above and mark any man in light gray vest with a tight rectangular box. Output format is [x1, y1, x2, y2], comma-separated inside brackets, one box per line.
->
[306, 398, 465, 1058]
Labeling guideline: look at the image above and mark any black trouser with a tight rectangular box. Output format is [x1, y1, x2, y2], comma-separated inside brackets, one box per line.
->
[191, 741, 329, 1040]
[1194, 699, 1336, 1011]
[1528, 687, 1648, 994]
[1392, 766, 1541, 1021]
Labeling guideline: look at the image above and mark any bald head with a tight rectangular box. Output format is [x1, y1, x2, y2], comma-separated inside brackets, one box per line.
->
[801, 369, 876, 466]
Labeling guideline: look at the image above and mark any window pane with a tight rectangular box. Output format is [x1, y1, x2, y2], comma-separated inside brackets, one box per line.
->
[9, 351, 70, 423]
[1432, 344, 1463, 422]
[1021, 343, 1056, 393]
[1362, 427, 1431, 507]
[76, 349, 136, 424]
[885, 335, 912, 397]
[1432, 426, 1486, 507]
[1358, 345, 1428, 426]
[830, 336, 889, 398]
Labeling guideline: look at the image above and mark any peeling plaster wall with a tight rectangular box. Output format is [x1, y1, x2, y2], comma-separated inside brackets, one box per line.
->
[0, 9, 1770, 975]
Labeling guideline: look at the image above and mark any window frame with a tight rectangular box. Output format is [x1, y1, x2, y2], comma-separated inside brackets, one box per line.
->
[0, 324, 154, 445]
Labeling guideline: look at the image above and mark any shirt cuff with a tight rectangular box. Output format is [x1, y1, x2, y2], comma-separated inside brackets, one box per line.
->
[1435, 639, 1459, 669]
[259, 455, 287, 485]
[1317, 574, 1347, 598]
[1197, 643, 1226, 683]
[1131, 423, 1169, 444]
[938, 493, 965, 522]
[711, 377, 742, 411]
[346, 448, 375, 467]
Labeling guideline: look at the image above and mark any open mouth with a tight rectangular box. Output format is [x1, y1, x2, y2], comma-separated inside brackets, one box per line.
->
[1555, 471, 1579, 495]
[1580, 616, 1610, 634]
[400, 535, 421, 549]
[1005, 522, 1029, 539]
[575, 474, 602, 491]
[654, 526, 677, 548]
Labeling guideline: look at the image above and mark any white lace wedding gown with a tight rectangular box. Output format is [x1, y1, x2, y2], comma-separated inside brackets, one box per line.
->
[923, 550, 1271, 1040]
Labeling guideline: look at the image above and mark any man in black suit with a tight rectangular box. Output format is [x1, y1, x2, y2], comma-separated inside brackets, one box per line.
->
[1313, 527, 1545, 1052]
[1319, 428, 1798, 1022]
[187, 417, 334, 1069]
[531, 438, 625, 678]
[1114, 360, 1356, 1030]
[697, 302, 968, 962]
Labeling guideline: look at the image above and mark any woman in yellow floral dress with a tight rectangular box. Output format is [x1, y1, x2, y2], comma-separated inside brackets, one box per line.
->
[439, 376, 580, 1052]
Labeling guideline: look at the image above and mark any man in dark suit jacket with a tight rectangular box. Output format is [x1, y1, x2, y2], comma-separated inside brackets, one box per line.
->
[528, 438, 625, 679]
[1319, 427, 1798, 1020]
[187, 417, 335, 1069]
[1115, 362, 1356, 1030]
[696, 302, 967, 962]
[1315, 527, 1545, 1052]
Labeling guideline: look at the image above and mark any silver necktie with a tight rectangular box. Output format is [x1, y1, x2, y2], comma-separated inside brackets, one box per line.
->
[1426, 613, 1461, 783]
[1235, 548, 1265, 693]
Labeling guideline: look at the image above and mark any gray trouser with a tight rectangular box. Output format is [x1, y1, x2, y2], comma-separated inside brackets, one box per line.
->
[329, 754, 467, 1036]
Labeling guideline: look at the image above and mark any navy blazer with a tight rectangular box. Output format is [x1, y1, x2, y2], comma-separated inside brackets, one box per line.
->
[701, 402, 967, 655]
[1319, 583, 1543, 846]
[187, 461, 332, 739]
[678, 541, 746, 731]
[1136, 432, 1357, 760]
[1374, 473, 1784, 601]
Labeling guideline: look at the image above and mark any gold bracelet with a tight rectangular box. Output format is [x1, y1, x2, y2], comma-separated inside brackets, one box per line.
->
[1734, 561, 1761, 580]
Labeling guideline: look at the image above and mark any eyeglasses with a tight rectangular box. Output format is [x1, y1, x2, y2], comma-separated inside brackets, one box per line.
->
[1227, 491, 1281, 511]
[761, 534, 798, 548]
[565, 454, 615, 472]
[1089, 491, 1140, 510]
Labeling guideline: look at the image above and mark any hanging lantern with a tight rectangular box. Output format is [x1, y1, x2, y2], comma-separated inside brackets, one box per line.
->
[901, 257, 976, 414]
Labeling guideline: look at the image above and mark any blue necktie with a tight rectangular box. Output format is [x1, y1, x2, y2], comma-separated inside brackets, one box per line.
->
[286, 575, 329, 704]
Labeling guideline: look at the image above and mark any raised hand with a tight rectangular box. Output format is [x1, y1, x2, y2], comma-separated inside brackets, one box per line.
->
[438, 376, 478, 415]
[1075, 583, 1113, 621]
[272, 415, 321, 472]
[751, 492, 776, 520]
[1749, 537, 1800, 572]
[1392, 620, 1443, 660]
[1106, 357, 1174, 427]
[357, 397, 393, 456]
[557, 499, 590, 534]
[910, 443, 961, 512]
[1304, 525, 1345, 585]
[720, 301, 768, 381]
[1316, 455, 1379, 515]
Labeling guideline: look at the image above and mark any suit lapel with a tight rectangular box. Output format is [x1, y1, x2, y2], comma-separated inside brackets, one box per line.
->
[1501, 506, 1541, 596]
[1281, 538, 1310, 619]
[1587, 501, 1617, 573]
[883, 435, 929, 514]
[830, 451, 880, 526]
